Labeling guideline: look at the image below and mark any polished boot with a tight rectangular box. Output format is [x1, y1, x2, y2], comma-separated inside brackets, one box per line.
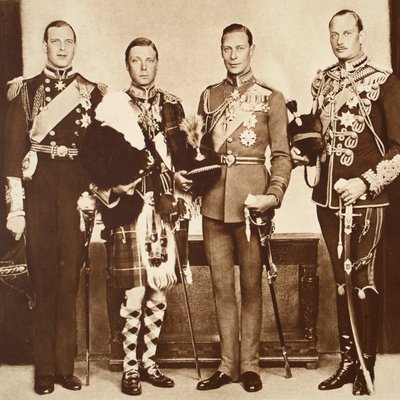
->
[352, 289, 379, 396]
[318, 332, 358, 390]
[352, 355, 375, 396]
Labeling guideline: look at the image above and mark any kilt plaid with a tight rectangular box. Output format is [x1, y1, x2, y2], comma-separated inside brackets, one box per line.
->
[110, 222, 147, 289]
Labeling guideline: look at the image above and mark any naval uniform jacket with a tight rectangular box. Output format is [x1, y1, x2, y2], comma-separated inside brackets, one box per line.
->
[4, 66, 104, 179]
[198, 70, 292, 223]
[311, 54, 400, 209]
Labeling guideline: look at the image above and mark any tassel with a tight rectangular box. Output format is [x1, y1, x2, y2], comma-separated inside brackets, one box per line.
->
[179, 115, 206, 160]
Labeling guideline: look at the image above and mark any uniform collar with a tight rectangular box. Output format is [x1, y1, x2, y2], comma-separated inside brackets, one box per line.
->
[226, 68, 254, 87]
[339, 52, 368, 73]
[44, 65, 75, 80]
[128, 83, 157, 100]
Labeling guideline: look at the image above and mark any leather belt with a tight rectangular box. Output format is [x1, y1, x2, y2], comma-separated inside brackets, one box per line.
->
[31, 142, 79, 160]
[220, 154, 265, 167]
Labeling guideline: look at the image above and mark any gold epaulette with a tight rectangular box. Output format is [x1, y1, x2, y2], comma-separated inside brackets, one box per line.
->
[157, 88, 181, 104]
[7, 76, 24, 102]
[97, 82, 108, 96]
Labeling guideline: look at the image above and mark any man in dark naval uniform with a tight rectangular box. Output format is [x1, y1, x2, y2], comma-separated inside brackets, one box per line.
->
[292, 10, 400, 396]
[80, 37, 189, 396]
[3, 20, 105, 395]
[196, 24, 292, 393]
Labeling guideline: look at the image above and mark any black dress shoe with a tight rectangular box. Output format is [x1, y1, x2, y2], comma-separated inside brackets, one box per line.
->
[34, 375, 55, 395]
[55, 374, 82, 390]
[140, 364, 174, 388]
[241, 371, 262, 392]
[121, 370, 142, 396]
[196, 371, 231, 391]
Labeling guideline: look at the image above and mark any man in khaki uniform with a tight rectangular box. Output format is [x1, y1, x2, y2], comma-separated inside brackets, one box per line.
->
[196, 23, 292, 393]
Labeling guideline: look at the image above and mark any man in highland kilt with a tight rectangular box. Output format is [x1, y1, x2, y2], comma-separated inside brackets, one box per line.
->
[3, 20, 105, 395]
[80, 37, 191, 396]
[292, 10, 400, 396]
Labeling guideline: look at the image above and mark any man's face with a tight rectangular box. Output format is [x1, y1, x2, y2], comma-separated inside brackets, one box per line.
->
[329, 13, 364, 62]
[127, 46, 158, 88]
[221, 31, 254, 76]
[43, 26, 76, 69]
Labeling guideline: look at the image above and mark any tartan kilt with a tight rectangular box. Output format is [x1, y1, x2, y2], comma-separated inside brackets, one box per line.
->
[109, 222, 147, 289]
[108, 217, 190, 289]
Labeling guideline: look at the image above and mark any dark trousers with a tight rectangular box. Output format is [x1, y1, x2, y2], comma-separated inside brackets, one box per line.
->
[203, 216, 263, 381]
[25, 159, 87, 376]
[317, 205, 383, 357]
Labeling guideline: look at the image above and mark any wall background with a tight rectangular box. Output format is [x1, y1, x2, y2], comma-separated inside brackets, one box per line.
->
[20, 0, 391, 233]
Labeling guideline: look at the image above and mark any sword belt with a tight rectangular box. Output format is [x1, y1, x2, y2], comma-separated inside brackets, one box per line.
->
[31, 142, 79, 160]
[220, 154, 265, 167]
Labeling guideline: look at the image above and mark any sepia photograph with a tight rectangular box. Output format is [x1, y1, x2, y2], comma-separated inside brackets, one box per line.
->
[0, 0, 399, 399]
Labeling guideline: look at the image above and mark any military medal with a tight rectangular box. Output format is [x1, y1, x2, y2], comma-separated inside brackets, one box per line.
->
[240, 129, 257, 147]
[79, 113, 92, 128]
[55, 80, 66, 91]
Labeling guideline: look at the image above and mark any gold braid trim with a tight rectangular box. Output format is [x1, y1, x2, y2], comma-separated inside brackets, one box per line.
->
[362, 154, 400, 197]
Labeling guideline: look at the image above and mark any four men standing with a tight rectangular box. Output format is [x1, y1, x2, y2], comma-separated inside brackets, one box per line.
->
[3, 8, 400, 398]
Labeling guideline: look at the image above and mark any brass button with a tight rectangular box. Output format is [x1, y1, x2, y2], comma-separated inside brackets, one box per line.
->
[227, 150, 233, 155]
[46, 96, 51, 102]
[227, 138, 233, 143]
[49, 130, 55, 136]
[45, 87, 50, 92]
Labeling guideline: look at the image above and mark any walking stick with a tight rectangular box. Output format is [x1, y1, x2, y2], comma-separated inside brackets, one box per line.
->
[249, 211, 292, 378]
[338, 199, 374, 394]
[173, 216, 202, 381]
[79, 193, 96, 386]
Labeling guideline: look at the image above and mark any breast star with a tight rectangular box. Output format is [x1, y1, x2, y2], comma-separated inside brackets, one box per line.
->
[80, 113, 92, 128]
[338, 111, 356, 128]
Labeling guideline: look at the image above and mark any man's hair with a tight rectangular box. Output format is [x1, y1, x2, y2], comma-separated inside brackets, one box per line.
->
[125, 37, 159, 64]
[43, 20, 76, 42]
[329, 9, 364, 32]
[221, 23, 253, 46]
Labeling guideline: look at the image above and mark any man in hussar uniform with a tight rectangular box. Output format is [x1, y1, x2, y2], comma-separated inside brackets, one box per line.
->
[3, 20, 105, 395]
[292, 9, 400, 396]
[195, 23, 292, 393]
[80, 37, 190, 396]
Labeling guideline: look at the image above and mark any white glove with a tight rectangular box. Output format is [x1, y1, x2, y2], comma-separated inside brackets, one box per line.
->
[6, 214, 25, 240]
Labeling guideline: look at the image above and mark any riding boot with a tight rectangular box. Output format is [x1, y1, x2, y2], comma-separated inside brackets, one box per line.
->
[352, 289, 379, 396]
[319, 292, 359, 390]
